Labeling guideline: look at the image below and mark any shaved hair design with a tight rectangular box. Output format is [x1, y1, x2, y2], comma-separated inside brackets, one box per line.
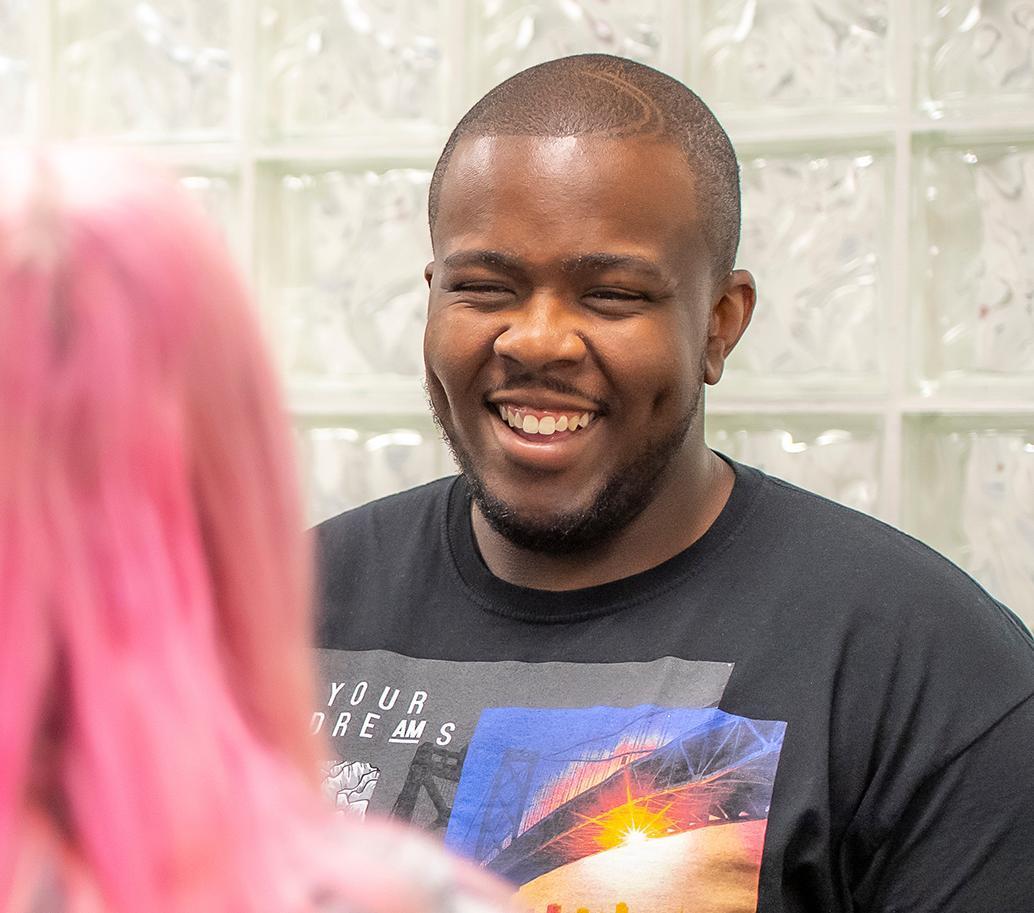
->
[428, 53, 742, 276]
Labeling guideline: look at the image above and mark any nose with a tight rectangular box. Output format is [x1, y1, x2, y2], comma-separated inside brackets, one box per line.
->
[492, 292, 587, 369]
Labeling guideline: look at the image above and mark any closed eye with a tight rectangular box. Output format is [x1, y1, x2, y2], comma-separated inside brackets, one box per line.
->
[581, 288, 651, 319]
[587, 289, 645, 300]
[444, 282, 516, 310]
[451, 283, 512, 294]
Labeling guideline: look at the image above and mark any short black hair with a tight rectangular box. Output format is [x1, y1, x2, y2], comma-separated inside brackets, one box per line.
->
[428, 53, 741, 276]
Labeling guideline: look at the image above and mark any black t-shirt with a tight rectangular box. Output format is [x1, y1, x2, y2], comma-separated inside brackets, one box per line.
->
[316, 459, 1034, 913]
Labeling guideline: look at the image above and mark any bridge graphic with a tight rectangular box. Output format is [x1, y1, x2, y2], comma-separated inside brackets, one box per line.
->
[451, 708, 784, 887]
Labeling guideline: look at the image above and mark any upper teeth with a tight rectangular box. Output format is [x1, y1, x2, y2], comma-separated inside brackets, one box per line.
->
[498, 405, 594, 436]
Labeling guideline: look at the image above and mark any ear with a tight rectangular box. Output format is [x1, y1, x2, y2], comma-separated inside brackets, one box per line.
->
[424, 260, 435, 288]
[704, 269, 756, 386]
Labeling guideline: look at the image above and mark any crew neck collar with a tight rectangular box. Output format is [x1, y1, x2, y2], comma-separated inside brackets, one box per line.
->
[444, 454, 765, 623]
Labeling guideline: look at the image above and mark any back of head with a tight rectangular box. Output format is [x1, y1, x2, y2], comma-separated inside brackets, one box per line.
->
[0, 149, 319, 912]
[429, 53, 742, 275]
[0, 150, 513, 913]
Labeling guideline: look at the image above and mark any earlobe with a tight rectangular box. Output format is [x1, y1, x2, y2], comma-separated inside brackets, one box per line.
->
[704, 269, 756, 386]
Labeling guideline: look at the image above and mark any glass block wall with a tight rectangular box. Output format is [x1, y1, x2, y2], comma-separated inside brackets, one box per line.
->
[5, 1, 1032, 623]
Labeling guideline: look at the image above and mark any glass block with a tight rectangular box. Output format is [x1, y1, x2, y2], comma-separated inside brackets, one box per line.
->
[177, 170, 241, 257]
[916, 1, 1034, 116]
[470, 0, 665, 99]
[258, 0, 446, 139]
[722, 148, 891, 392]
[0, 0, 34, 137]
[904, 416, 1034, 624]
[55, 0, 234, 140]
[698, 0, 892, 114]
[917, 141, 1034, 388]
[260, 164, 432, 381]
[706, 415, 883, 515]
[297, 420, 453, 524]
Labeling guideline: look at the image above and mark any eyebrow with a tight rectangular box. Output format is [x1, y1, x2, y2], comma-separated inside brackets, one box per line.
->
[441, 249, 525, 273]
[559, 252, 666, 281]
[441, 249, 666, 281]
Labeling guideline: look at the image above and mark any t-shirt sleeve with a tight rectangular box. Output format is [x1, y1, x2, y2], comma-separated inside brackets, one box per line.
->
[852, 693, 1034, 912]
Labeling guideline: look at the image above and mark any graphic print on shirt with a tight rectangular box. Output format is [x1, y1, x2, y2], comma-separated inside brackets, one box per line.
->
[320, 759, 380, 818]
[314, 649, 786, 913]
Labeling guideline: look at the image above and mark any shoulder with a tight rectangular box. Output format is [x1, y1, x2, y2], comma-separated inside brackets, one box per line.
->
[748, 468, 1034, 744]
[312, 477, 460, 645]
[315, 476, 457, 558]
[750, 469, 1026, 629]
[742, 465, 1032, 694]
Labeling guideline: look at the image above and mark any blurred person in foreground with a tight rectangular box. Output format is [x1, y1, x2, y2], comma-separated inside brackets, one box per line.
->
[0, 149, 510, 913]
[314, 55, 1034, 911]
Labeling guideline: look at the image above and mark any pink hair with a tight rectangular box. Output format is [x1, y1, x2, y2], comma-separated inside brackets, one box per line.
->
[0, 150, 504, 913]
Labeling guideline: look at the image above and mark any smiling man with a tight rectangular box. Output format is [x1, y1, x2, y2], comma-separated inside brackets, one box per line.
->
[423, 124, 747, 585]
[315, 55, 1034, 912]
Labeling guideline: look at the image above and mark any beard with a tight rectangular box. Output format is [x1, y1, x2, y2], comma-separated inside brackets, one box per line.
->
[428, 370, 703, 556]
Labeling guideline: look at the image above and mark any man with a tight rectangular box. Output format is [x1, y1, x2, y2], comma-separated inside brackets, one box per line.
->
[315, 54, 1034, 912]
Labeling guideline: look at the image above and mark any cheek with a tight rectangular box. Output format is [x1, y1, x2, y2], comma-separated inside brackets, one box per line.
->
[602, 324, 701, 410]
[423, 309, 495, 397]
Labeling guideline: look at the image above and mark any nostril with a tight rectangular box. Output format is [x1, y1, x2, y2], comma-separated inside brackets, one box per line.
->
[492, 323, 586, 367]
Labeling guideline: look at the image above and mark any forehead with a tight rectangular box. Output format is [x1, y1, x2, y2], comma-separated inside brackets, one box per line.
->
[433, 135, 701, 263]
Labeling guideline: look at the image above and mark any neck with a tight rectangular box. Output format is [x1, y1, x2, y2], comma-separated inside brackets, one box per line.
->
[470, 441, 734, 591]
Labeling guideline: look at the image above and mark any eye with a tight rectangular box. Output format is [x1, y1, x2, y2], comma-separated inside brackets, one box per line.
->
[443, 281, 516, 310]
[583, 289, 650, 315]
[451, 282, 511, 294]
[586, 288, 645, 301]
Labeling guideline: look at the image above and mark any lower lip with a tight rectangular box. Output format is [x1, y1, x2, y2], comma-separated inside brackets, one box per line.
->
[487, 409, 598, 471]
[507, 422, 584, 442]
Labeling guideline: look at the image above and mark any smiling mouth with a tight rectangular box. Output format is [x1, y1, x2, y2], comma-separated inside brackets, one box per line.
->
[494, 403, 597, 438]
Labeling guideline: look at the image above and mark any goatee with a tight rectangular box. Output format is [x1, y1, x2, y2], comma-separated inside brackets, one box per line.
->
[428, 382, 701, 555]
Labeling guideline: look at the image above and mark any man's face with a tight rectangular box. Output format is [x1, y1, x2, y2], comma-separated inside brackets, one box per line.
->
[424, 135, 719, 551]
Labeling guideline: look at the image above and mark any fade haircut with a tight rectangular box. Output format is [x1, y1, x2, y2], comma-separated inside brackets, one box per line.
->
[428, 53, 742, 276]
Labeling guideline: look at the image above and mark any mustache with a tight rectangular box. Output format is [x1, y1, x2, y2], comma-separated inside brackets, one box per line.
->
[485, 372, 608, 413]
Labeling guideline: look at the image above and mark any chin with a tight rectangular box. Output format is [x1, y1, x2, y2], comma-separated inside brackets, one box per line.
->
[482, 507, 613, 555]
[471, 473, 636, 555]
